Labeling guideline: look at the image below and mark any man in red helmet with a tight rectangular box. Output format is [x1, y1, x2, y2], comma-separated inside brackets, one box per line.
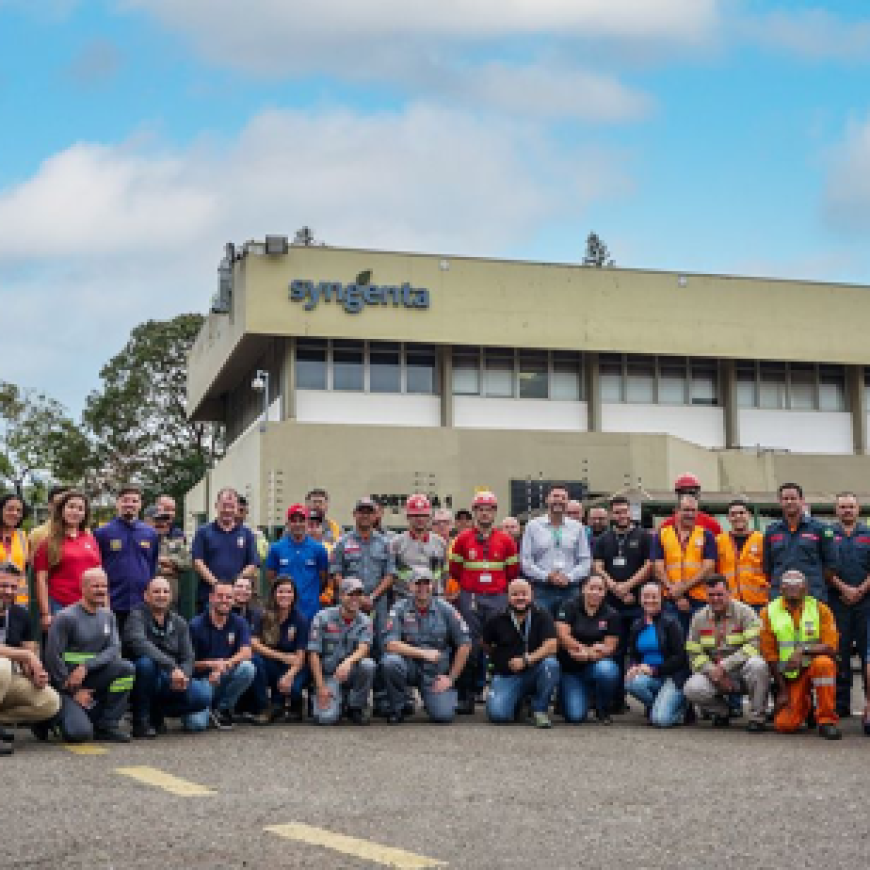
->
[391, 495, 449, 601]
[449, 491, 519, 714]
[660, 473, 722, 536]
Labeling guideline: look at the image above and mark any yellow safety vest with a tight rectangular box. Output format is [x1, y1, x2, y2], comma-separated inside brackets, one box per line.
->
[0, 530, 29, 606]
[767, 596, 820, 679]
[660, 525, 708, 602]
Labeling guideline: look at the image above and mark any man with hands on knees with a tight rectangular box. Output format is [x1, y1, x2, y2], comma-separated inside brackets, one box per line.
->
[308, 577, 376, 725]
[380, 567, 471, 724]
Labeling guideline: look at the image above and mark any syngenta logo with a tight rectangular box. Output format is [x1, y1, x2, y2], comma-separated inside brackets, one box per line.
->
[289, 279, 430, 314]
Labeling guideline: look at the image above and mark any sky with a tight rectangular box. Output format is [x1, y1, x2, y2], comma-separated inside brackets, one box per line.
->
[2, 0, 870, 416]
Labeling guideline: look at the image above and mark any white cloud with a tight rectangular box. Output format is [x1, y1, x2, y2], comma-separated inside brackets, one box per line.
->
[824, 114, 870, 233]
[741, 8, 870, 62]
[0, 104, 631, 410]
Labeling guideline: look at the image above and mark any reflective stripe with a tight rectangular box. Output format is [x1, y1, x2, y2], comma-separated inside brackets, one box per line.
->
[811, 677, 835, 687]
[109, 676, 135, 693]
[741, 644, 760, 658]
[463, 560, 506, 571]
[691, 654, 711, 670]
[699, 637, 716, 648]
[504, 555, 519, 566]
[449, 553, 464, 564]
[63, 652, 96, 664]
[743, 627, 761, 640]
[725, 633, 745, 645]
[685, 641, 703, 653]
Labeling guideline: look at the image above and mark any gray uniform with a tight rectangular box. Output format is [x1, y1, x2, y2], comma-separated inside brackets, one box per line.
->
[44, 603, 135, 742]
[307, 606, 376, 725]
[381, 598, 470, 722]
[330, 530, 396, 626]
[391, 532, 449, 599]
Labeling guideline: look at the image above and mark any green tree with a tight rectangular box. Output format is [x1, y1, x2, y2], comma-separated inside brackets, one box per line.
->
[0, 382, 93, 497]
[83, 313, 223, 507]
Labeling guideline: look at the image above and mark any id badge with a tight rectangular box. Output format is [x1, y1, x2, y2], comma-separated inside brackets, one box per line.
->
[613, 557, 627, 568]
[479, 573, 492, 584]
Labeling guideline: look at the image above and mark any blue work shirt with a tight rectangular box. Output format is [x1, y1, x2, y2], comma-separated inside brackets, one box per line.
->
[191, 521, 260, 604]
[329, 530, 395, 595]
[832, 522, 870, 588]
[189, 610, 251, 671]
[93, 517, 159, 612]
[265, 535, 329, 622]
[762, 516, 838, 602]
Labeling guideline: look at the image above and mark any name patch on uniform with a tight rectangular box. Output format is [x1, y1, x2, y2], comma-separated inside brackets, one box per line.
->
[287, 626, 296, 641]
[139, 540, 151, 549]
[326, 624, 341, 633]
[598, 621, 608, 629]
[800, 533, 819, 541]
[237, 537, 245, 548]
[227, 633, 235, 645]
[110, 539, 123, 551]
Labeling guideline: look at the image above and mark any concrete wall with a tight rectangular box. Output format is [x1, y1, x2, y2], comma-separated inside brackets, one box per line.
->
[296, 391, 441, 427]
[602, 404, 725, 449]
[453, 397, 588, 431]
[739, 410, 853, 454]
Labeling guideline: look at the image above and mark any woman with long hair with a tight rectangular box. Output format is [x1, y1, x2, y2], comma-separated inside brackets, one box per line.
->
[0, 493, 30, 605]
[251, 576, 310, 723]
[33, 490, 101, 629]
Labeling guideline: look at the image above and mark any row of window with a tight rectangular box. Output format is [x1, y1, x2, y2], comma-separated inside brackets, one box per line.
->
[736, 362, 847, 412]
[599, 354, 718, 406]
[452, 348, 583, 400]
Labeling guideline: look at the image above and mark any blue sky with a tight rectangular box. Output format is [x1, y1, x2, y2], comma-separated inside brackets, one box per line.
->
[2, 0, 870, 415]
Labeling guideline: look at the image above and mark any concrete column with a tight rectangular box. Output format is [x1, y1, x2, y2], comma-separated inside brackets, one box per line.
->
[281, 336, 296, 421]
[721, 359, 739, 448]
[440, 345, 453, 428]
[585, 351, 601, 432]
[848, 364, 867, 455]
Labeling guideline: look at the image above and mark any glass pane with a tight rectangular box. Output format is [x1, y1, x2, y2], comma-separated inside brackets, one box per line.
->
[819, 366, 846, 412]
[659, 360, 687, 405]
[484, 349, 514, 398]
[626, 356, 654, 404]
[333, 341, 364, 391]
[690, 362, 718, 406]
[407, 346, 437, 395]
[736, 365, 756, 408]
[296, 341, 327, 390]
[789, 364, 815, 410]
[552, 352, 581, 401]
[369, 342, 401, 393]
[759, 363, 786, 410]
[518, 351, 548, 399]
[452, 350, 480, 395]
[600, 355, 623, 402]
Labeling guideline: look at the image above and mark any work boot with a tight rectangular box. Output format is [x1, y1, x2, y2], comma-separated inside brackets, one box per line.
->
[456, 695, 475, 715]
[712, 714, 731, 728]
[0, 741, 13, 756]
[132, 721, 157, 740]
[746, 719, 766, 733]
[251, 708, 273, 726]
[0, 727, 14, 743]
[818, 723, 842, 741]
[287, 696, 304, 722]
[93, 725, 131, 744]
[386, 711, 405, 725]
[347, 707, 371, 726]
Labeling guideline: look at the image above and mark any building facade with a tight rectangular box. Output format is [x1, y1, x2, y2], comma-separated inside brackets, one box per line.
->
[185, 241, 870, 532]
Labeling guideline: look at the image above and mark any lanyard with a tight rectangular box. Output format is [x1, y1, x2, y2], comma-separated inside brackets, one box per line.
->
[510, 610, 532, 651]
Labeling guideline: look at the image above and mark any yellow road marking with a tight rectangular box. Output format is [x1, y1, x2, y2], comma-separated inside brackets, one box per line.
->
[115, 766, 215, 796]
[265, 823, 446, 868]
[64, 744, 108, 756]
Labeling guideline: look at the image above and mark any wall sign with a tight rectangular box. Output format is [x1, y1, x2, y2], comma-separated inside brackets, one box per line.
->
[289, 279, 430, 314]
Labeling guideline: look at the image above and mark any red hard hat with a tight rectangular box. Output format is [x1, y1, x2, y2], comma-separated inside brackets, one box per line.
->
[405, 493, 432, 516]
[472, 490, 498, 508]
[674, 472, 701, 492]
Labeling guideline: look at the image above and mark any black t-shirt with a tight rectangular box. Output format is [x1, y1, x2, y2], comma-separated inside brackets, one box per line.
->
[555, 599, 620, 674]
[481, 606, 557, 676]
[593, 525, 651, 610]
[0, 604, 33, 648]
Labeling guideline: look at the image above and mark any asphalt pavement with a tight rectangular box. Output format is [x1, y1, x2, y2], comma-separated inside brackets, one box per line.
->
[5, 700, 870, 870]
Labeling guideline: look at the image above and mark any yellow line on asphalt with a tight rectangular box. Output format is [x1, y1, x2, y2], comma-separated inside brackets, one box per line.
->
[115, 766, 215, 797]
[265, 823, 446, 868]
[64, 744, 108, 756]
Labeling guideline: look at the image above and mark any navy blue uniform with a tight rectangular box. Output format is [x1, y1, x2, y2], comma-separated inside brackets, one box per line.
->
[94, 518, 159, 615]
[762, 516, 838, 602]
[191, 522, 260, 605]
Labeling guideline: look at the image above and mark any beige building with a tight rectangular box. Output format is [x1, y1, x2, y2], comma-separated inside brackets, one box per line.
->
[185, 240, 870, 533]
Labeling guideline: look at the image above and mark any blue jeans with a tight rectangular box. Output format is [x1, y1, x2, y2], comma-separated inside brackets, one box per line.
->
[486, 657, 561, 722]
[251, 654, 310, 710]
[131, 656, 211, 729]
[533, 584, 580, 617]
[185, 660, 256, 732]
[625, 673, 686, 727]
[561, 659, 621, 723]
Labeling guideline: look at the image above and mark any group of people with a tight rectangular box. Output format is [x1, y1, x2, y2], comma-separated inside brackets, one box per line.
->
[0, 473, 867, 754]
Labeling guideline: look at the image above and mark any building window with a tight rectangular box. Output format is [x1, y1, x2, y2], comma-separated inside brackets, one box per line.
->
[407, 345, 437, 395]
[332, 340, 364, 391]
[658, 358, 687, 405]
[600, 354, 623, 402]
[518, 351, 548, 399]
[452, 348, 480, 395]
[369, 342, 401, 394]
[788, 363, 815, 411]
[296, 340, 327, 390]
[736, 361, 847, 411]
[690, 360, 718, 406]
[626, 356, 655, 404]
[483, 348, 514, 398]
[736, 363, 757, 408]
[759, 362, 787, 409]
[818, 365, 846, 412]
[552, 352, 582, 401]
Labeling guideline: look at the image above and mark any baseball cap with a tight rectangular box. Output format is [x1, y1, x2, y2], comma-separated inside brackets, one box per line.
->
[411, 567, 434, 584]
[144, 505, 159, 520]
[340, 577, 365, 594]
[355, 497, 376, 511]
[286, 503, 309, 519]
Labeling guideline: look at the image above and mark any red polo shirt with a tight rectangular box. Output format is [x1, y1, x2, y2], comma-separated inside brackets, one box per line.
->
[33, 532, 102, 607]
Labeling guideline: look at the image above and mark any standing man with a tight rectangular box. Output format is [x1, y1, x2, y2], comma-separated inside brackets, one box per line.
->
[587, 506, 610, 548]
[521, 483, 591, 615]
[307, 578, 376, 725]
[759, 570, 841, 739]
[380, 568, 471, 724]
[265, 503, 329, 624]
[660, 473, 723, 536]
[653, 493, 717, 633]
[305, 488, 342, 546]
[191, 488, 260, 610]
[566, 501, 584, 524]
[501, 517, 523, 550]
[762, 482, 838, 603]
[454, 509, 473, 535]
[93, 485, 158, 634]
[482, 579, 560, 728]
[593, 495, 651, 703]
[153, 509, 191, 606]
[44, 567, 135, 743]
[391, 494, 448, 601]
[449, 490, 520, 714]
[155, 494, 185, 540]
[187, 581, 256, 730]
[715, 499, 768, 609]
[828, 492, 870, 717]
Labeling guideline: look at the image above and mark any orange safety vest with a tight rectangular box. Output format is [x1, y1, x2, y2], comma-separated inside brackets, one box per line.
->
[0, 529, 29, 606]
[716, 531, 768, 606]
[660, 525, 709, 602]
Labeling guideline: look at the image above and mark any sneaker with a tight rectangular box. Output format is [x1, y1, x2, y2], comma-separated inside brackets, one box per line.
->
[209, 710, 234, 731]
[456, 697, 475, 715]
[151, 718, 168, 736]
[402, 701, 416, 718]
[347, 707, 370, 726]
[31, 721, 52, 742]
[818, 723, 842, 741]
[93, 726, 131, 744]
[746, 719, 767, 733]
[132, 721, 157, 740]
[530, 711, 552, 729]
